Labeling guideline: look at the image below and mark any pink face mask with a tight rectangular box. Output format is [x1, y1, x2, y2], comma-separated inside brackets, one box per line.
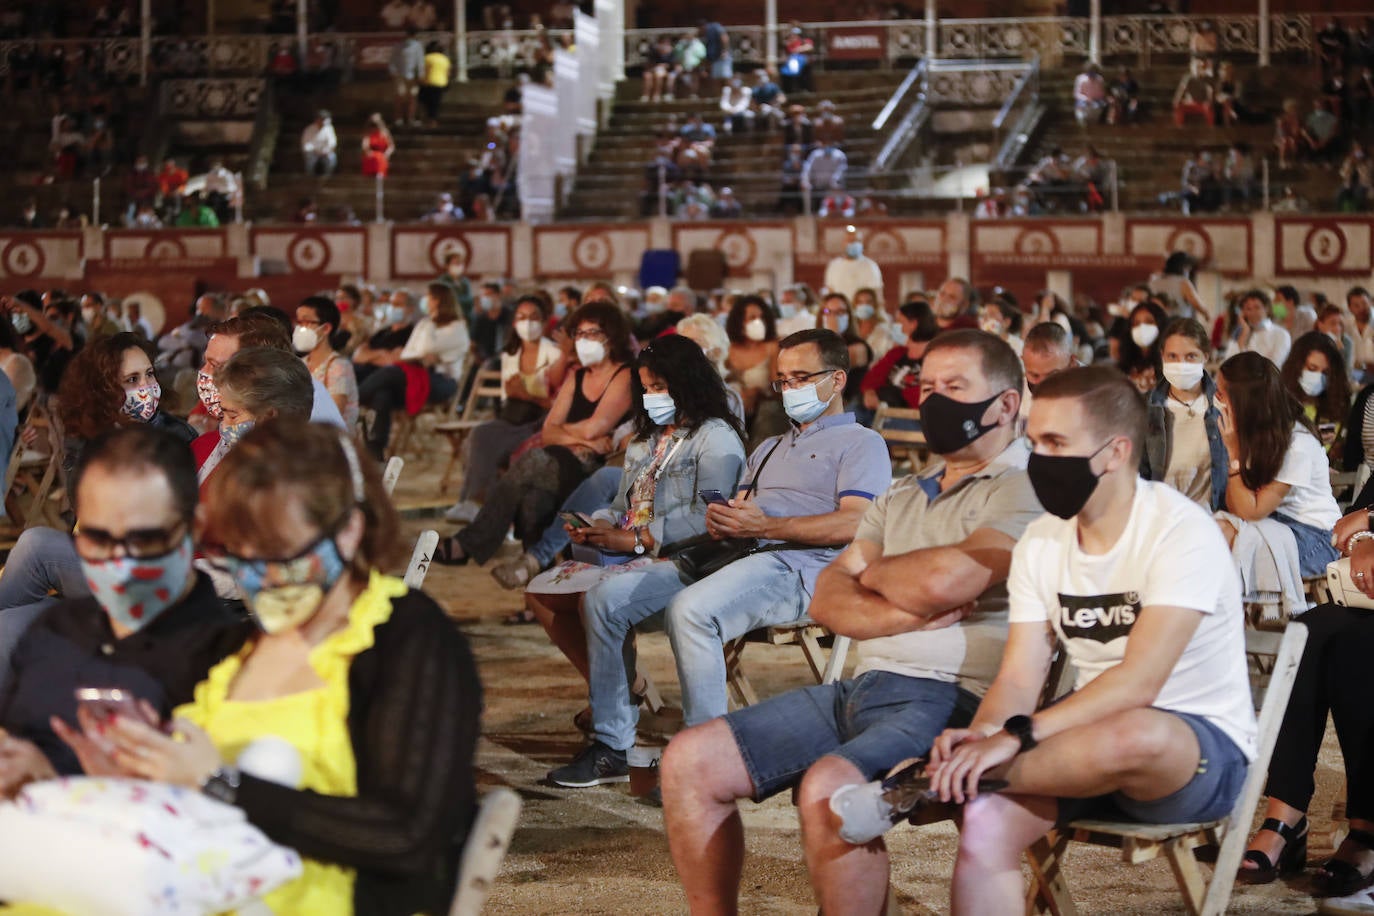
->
[197, 370, 223, 419]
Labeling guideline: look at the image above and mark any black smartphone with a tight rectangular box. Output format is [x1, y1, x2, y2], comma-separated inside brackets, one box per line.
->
[699, 489, 728, 506]
[559, 511, 592, 528]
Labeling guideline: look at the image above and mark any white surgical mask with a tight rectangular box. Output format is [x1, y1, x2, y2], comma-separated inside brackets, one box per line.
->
[292, 325, 320, 353]
[744, 318, 767, 341]
[854, 304, 876, 321]
[642, 392, 676, 426]
[1162, 361, 1205, 392]
[514, 319, 543, 343]
[1299, 369, 1328, 397]
[575, 338, 606, 367]
[1131, 324, 1160, 348]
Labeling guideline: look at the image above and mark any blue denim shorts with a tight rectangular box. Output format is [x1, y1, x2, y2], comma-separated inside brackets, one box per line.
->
[723, 670, 980, 802]
[1058, 710, 1248, 825]
[1273, 511, 1339, 579]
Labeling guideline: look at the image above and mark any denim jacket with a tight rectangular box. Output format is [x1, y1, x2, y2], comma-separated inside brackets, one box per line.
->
[1140, 374, 1230, 510]
[593, 417, 746, 556]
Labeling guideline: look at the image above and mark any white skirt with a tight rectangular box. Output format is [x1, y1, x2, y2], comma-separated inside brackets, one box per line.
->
[526, 556, 670, 595]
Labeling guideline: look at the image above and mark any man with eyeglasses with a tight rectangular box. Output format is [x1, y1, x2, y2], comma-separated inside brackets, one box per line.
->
[0, 427, 249, 797]
[662, 330, 1043, 914]
[547, 328, 891, 789]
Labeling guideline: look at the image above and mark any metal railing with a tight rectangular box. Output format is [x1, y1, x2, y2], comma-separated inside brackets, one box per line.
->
[991, 55, 1041, 172]
[871, 60, 929, 175]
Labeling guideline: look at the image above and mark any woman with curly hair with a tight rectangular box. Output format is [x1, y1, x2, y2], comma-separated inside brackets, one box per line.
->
[435, 301, 634, 566]
[1280, 330, 1352, 457]
[1116, 299, 1170, 394]
[520, 334, 746, 727]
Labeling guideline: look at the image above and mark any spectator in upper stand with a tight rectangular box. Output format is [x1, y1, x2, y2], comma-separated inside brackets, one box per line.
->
[641, 34, 675, 103]
[389, 26, 424, 128]
[813, 99, 845, 146]
[701, 20, 731, 95]
[719, 77, 752, 135]
[1022, 147, 1070, 213]
[1190, 19, 1219, 74]
[1225, 289, 1293, 367]
[802, 141, 847, 213]
[380, 0, 411, 29]
[1174, 59, 1216, 126]
[128, 202, 162, 228]
[783, 104, 814, 151]
[1181, 148, 1218, 215]
[709, 186, 742, 219]
[360, 112, 395, 178]
[49, 116, 85, 180]
[751, 69, 786, 130]
[15, 200, 42, 229]
[1072, 144, 1108, 212]
[155, 157, 188, 216]
[300, 109, 338, 177]
[1273, 98, 1303, 171]
[1353, 65, 1374, 128]
[781, 21, 815, 94]
[421, 192, 464, 224]
[1223, 141, 1259, 210]
[818, 192, 857, 219]
[122, 155, 158, 226]
[1272, 185, 1307, 213]
[174, 192, 219, 228]
[1107, 66, 1140, 125]
[434, 251, 474, 322]
[824, 226, 884, 306]
[1317, 17, 1350, 81]
[1338, 142, 1373, 212]
[1073, 62, 1108, 126]
[419, 40, 451, 126]
[408, 0, 438, 30]
[1213, 61, 1250, 126]
[1302, 97, 1341, 164]
[671, 29, 707, 99]
[778, 143, 807, 214]
[201, 159, 239, 223]
[679, 111, 716, 146]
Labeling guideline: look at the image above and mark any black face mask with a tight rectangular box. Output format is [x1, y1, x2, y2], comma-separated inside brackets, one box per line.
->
[919, 391, 1007, 455]
[1026, 440, 1114, 520]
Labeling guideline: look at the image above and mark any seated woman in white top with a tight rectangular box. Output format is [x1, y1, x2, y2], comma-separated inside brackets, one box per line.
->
[1215, 351, 1341, 577]
[357, 282, 470, 460]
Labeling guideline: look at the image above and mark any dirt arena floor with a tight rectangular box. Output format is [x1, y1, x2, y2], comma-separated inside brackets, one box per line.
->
[393, 449, 1342, 916]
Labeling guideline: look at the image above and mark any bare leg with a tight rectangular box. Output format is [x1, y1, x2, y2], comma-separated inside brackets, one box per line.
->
[953, 792, 1058, 915]
[798, 754, 893, 916]
[528, 591, 590, 683]
[663, 720, 755, 915]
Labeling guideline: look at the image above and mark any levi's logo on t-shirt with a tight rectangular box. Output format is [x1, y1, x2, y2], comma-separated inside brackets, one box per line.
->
[1056, 592, 1141, 643]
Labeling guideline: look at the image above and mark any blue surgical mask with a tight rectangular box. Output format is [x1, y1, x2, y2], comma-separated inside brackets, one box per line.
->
[822, 313, 849, 335]
[80, 536, 193, 633]
[778, 303, 798, 320]
[782, 377, 834, 425]
[854, 304, 876, 321]
[642, 392, 677, 426]
[846, 241, 863, 258]
[890, 326, 909, 346]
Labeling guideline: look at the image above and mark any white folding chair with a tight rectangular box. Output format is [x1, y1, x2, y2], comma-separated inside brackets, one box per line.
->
[448, 787, 522, 916]
[1026, 622, 1309, 916]
[404, 530, 440, 589]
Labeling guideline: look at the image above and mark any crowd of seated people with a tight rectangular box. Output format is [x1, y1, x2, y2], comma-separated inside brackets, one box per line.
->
[3, 242, 1374, 913]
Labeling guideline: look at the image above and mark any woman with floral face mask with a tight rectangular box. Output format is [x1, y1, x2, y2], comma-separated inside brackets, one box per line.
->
[198, 347, 314, 487]
[84, 422, 481, 916]
[1280, 331, 1351, 457]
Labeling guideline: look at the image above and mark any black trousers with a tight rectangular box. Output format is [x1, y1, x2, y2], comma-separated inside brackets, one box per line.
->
[1265, 603, 1374, 821]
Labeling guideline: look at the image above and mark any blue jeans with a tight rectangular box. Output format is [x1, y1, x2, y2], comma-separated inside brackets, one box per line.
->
[0, 527, 87, 682]
[529, 466, 623, 569]
[1273, 511, 1339, 579]
[724, 670, 980, 800]
[582, 551, 810, 750]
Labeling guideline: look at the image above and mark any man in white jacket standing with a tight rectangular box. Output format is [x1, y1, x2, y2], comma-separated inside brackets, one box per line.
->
[301, 111, 338, 178]
[823, 225, 884, 306]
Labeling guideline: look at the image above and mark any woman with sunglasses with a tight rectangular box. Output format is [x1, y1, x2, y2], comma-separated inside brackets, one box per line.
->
[66, 422, 481, 916]
[435, 301, 634, 567]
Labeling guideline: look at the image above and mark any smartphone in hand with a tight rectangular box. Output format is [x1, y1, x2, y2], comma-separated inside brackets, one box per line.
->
[699, 489, 729, 506]
[559, 511, 592, 529]
[73, 687, 161, 730]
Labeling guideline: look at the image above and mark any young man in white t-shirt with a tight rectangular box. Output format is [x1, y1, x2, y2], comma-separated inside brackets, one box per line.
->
[928, 365, 1257, 914]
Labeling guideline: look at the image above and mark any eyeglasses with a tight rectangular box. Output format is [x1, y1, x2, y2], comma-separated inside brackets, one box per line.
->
[771, 369, 835, 393]
[574, 329, 608, 342]
[75, 520, 188, 562]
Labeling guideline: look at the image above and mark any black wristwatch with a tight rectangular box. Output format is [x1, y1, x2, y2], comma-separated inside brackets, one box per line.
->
[201, 765, 242, 805]
[1004, 715, 1038, 754]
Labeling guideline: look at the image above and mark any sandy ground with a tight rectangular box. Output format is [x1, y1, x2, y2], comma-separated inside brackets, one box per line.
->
[391, 444, 1341, 916]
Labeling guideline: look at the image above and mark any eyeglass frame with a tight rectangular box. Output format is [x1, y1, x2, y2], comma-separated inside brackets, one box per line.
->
[74, 518, 190, 562]
[771, 369, 837, 394]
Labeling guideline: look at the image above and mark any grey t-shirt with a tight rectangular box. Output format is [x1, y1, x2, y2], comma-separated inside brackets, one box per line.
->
[853, 438, 1043, 696]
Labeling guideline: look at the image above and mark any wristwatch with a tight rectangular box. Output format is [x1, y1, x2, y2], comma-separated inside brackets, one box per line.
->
[1003, 715, 1038, 754]
[632, 528, 646, 555]
[201, 765, 242, 805]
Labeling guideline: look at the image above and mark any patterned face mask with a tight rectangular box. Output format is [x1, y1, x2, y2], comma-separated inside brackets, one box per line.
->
[219, 419, 255, 448]
[121, 382, 161, 422]
[227, 531, 348, 635]
[80, 536, 193, 632]
[197, 370, 223, 419]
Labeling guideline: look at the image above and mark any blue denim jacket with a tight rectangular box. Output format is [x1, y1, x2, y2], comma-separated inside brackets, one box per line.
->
[593, 417, 746, 555]
[1141, 374, 1230, 510]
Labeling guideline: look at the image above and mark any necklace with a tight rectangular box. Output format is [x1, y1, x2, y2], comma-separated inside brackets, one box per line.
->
[1168, 390, 1202, 418]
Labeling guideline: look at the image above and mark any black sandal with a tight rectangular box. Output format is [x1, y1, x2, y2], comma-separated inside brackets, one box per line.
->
[1237, 816, 1308, 885]
[1316, 828, 1374, 898]
[434, 536, 469, 567]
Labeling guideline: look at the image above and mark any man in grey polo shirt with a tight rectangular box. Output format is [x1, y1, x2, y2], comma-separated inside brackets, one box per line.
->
[548, 329, 892, 788]
[661, 330, 1043, 914]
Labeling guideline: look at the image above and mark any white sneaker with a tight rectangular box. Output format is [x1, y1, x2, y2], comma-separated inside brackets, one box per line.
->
[1321, 890, 1374, 914]
[444, 500, 481, 524]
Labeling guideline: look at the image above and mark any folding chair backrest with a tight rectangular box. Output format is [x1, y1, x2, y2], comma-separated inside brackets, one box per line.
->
[462, 369, 505, 422]
[404, 529, 440, 590]
[449, 787, 522, 916]
[872, 403, 926, 448]
[1199, 621, 1308, 915]
[383, 456, 404, 496]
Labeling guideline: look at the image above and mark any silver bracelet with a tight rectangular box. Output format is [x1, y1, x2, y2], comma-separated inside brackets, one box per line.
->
[1344, 530, 1374, 557]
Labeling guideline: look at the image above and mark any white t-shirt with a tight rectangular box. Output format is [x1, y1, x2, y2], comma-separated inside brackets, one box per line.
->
[1008, 480, 1257, 761]
[400, 316, 470, 382]
[1164, 394, 1211, 506]
[1274, 423, 1341, 531]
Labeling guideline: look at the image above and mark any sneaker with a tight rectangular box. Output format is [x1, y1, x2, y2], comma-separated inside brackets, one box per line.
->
[547, 741, 629, 788]
[492, 552, 542, 590]
[444, 500, 481, 523]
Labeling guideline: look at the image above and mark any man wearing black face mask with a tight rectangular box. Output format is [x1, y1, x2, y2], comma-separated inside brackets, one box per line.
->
[927, 366, 1254, 914]
[663, 330, 1043, 914]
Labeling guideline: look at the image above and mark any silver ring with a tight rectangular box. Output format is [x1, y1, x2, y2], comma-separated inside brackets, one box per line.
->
[1357, 572, 1366, 579]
